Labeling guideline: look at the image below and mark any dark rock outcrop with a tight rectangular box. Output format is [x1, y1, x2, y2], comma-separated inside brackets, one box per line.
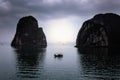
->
[76, 13, 120, 48]
[11, 16, 47, 48]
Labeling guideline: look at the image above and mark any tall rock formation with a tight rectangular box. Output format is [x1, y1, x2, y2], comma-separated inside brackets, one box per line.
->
[11, 16, 47, 48]
[76, 13, 120, 48]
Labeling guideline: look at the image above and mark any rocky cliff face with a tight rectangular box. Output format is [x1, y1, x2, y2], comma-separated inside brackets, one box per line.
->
[11, 16, 47, 48]
[76, 13, 120, 48]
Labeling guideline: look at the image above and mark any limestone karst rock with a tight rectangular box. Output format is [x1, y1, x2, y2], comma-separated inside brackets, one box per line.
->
[76, 13, 120, 48]
[11, 16, 47, 48]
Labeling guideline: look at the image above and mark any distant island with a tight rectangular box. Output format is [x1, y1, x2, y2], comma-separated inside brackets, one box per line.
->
[11, 16, 47, 48]
[76, 13, 120, 48]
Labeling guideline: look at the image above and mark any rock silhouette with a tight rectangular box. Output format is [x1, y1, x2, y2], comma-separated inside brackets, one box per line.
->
[76, 13, 120, 48]
[11, 16, 47, 48]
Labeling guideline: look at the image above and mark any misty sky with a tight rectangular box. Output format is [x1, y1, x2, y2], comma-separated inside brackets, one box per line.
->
[0, 0, 120, 43]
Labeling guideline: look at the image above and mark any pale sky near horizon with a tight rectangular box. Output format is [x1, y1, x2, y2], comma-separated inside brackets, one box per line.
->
[0, 0, 120, 43]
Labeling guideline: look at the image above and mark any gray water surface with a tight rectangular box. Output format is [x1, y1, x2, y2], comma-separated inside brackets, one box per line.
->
[0, 43, 120, 80]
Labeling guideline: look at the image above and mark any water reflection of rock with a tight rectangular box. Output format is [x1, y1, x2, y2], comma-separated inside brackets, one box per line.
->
[78, 48, 120, 80]
[14, 48, 46, 78]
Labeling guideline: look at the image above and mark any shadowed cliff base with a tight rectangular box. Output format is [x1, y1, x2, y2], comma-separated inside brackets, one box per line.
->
[76, 13, 120, 48]
[11, 16, 47, 49]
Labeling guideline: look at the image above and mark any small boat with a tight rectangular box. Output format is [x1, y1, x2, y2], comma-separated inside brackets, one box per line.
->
[54, 53, 63, 58]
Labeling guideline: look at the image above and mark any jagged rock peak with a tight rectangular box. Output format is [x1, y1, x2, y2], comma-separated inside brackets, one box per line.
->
[76, 13, 120, 48]
[16, 16, 38, 31]
[11, 16, 47, 49]
[93, 13, 120, 19]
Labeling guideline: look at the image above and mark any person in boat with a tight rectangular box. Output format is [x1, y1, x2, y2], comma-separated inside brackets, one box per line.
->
[54, 53, 63, 57]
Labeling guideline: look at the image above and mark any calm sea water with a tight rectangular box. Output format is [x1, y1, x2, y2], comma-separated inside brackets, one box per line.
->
[0, 43, 120, 80]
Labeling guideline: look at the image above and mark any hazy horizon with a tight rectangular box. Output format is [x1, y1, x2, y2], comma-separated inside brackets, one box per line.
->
[0, 0, 120, 44]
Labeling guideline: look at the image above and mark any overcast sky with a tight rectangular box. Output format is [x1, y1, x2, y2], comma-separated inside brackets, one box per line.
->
[0, 0, 120, 43]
